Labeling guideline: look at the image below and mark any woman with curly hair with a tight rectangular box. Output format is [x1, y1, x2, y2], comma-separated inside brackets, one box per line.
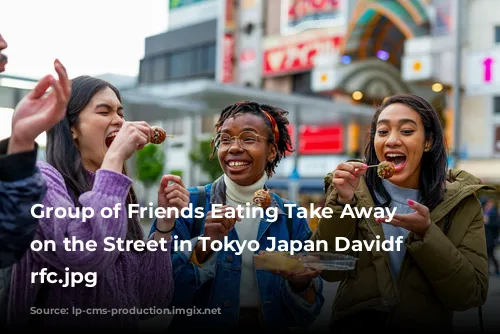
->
[150, 101, 324, 331]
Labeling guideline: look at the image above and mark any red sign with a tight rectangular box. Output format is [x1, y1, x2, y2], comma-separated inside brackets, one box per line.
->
[223, 33, 234, 83]
[288, 124, 344, 154]
[263, 36, 342, 76]
[288, 0, 341, 23]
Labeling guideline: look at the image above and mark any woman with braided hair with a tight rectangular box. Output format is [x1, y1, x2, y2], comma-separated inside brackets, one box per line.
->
[150, 101, 324, 331]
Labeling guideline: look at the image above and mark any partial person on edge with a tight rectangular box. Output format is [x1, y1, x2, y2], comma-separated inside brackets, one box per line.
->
[0, 33, 69, 329]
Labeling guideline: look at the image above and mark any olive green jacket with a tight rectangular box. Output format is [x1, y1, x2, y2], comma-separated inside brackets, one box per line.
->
[311, 169, 494, 331]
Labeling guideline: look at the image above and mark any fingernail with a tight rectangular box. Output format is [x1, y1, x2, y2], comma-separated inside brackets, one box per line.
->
[362, 164, 368, 168]
[408, 199, 414, 205]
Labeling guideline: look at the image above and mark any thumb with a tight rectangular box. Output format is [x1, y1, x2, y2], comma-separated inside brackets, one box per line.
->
[407, 199, 429, 217]
[30, 75, 54, 99]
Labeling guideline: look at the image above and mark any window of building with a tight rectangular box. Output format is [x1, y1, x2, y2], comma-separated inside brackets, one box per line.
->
[152, 57, 167, 82]
[494, 96, 500, 114]
[292, 72, 314, 96]
[495, 26, 500, 43]
[201, 115, 217, 134]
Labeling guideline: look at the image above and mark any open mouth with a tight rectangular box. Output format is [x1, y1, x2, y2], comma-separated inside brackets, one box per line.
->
[105, 132, 118, 148]
[384, 153, 407, 172]
[226, 160, 251, 171]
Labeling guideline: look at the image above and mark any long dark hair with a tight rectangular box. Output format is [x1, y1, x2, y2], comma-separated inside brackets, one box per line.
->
[364, 93, 448, 211]
[46, 75, 143, 241]
[210, 101, 294, 177]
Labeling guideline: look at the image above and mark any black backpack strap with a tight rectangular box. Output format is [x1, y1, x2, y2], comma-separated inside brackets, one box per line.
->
[286, 206, 293, 241]
[191, 185, 207, 237]
[278, 197, 294, 241]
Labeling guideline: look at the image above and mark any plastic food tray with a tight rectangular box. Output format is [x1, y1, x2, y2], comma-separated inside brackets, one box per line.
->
[253, 251, 357, 272]
[296, 252, 357, 271]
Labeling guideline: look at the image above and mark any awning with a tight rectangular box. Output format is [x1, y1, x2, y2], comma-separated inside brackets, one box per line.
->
[266, 178, 326, 194]
[456, 159, 500, 184]
[120, 78, 375, 124]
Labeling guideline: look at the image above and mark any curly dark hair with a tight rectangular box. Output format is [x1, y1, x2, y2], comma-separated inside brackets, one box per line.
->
[210, 101, 294, 176]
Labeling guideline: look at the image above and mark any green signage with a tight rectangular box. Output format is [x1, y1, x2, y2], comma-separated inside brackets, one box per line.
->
[169, 0, 212, 10]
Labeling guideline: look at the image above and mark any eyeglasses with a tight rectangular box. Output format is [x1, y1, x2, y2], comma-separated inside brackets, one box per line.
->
[214, 131, 269, 151]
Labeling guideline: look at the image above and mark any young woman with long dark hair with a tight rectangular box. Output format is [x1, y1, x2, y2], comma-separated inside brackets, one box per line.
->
[8, 76, 187, 331]
[312, 93, 492, 332]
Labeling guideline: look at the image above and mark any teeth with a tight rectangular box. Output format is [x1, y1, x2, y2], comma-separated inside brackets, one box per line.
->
[229, 161, 249, 167]
[107, 132, 117, 139]
[386, 153, 405, 158]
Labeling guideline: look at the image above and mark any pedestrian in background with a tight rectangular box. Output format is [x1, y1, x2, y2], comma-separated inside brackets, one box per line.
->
[483, 197, 499, 276]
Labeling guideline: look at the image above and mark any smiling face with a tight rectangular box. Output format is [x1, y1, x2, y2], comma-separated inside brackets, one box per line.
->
[217, 113, 277, 186]
[71, 87, 124, 172]
[374, 103, 431, 189]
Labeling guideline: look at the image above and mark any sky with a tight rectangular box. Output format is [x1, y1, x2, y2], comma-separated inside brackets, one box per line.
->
[0, 0, 169, 143]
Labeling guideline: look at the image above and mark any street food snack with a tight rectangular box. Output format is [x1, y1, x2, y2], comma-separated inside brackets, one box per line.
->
[105, 126, 169, 148]
[253, 189, 272, 208]
[151, 126, 167, 144]
[377, 161, 396, 179]
[253, 251, 305, 273]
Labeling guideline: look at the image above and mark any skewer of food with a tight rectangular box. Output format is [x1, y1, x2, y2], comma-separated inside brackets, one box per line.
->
[105, 126, 174, 148]
[365, 161, 396, 179]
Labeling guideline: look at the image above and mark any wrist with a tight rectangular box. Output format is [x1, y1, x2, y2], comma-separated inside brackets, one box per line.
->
[290, 280, 312, 293]
[195, 242, 212, 263]
[101, 152, 125, 173]
[156, 218, 175, 232]
[7, 134, 35, 154]
[337, 195, 355, 205]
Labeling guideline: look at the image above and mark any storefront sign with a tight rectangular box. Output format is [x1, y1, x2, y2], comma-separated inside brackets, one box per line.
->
[223, 34, 235, 83]
[401, 54, 434, 82]
[466, 49, 500, 95]
[281, 0, 346, 35]
[169, 0, 212, 9]
[263, 35, 342, 76]
[288, 124, 344, 155]
[168, 0, 217, 30]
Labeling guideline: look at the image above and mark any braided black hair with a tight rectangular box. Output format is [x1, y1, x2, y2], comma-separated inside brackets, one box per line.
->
[210, 101, 294, 176]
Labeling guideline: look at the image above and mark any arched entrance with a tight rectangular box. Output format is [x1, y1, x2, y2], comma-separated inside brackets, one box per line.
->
[335, 0, 447, 110]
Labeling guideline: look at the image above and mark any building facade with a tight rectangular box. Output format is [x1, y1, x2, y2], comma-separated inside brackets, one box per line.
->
[122, 0, 500, 198]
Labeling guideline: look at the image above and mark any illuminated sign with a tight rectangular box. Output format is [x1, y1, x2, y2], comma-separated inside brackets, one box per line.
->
[263, 35, 342, 76]
[281, 0, 346, 35]
[466, 49, 500, 95]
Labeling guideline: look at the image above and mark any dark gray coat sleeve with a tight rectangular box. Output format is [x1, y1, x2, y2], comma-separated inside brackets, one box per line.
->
[0, 138, 46, 268]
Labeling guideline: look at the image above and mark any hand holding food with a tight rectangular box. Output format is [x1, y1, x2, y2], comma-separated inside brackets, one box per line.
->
[105, 125, 173, 148]
[331, 161, 368, 204]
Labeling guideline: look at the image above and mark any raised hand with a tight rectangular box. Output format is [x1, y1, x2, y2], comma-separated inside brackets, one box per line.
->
[101, 121, 154, 173]
[194, 205, 241, 263]
[376, 199, 432, 237]
[8, 59, 71, 154]
[331, 161, 368, 204]
[156, 174, 190, 233]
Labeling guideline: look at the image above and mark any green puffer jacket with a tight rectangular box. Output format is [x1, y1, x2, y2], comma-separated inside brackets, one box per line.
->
[311, 169, 495, 331]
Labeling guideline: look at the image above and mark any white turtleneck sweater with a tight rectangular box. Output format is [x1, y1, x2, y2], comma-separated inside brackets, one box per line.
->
[180, 173, 268, 308]
[224, 173, 268, 308]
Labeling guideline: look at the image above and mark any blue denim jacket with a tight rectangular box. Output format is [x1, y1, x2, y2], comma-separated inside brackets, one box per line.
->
[149, 176, 324, 329]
